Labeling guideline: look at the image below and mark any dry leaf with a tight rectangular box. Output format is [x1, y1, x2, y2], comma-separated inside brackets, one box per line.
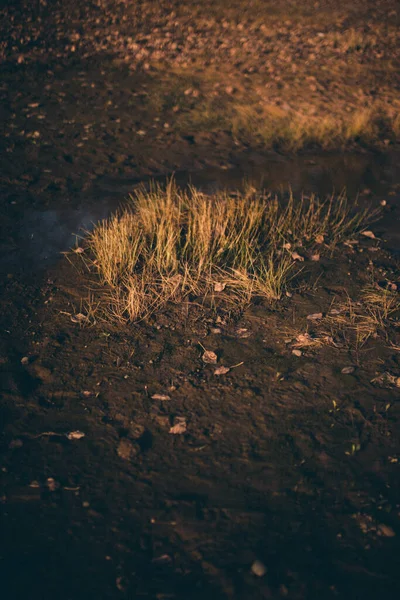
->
[283, 242, 291, 250]
[169, 417, 187, 435]
[214, 366, 230, 376]
[70, 313, 87, 323]
[310, 253, 320, 261]
[341, 366, 355, 374]
[315, 234, 324, 244]
[66, 430, 86, 440]
[377, 524, 396, 537]
[21, 356, 29, 365]
[214, 282, 226, 292]
[307, 312, 323, 320]
[236, 328, 251, 338]
[292, 349, 302, 357]
[291, 251, 304, 262]
[74, 247, 85, 254]
[361, 230, 376, 239]
[202, 350, 218, 364]
[151, 393, 171, 401]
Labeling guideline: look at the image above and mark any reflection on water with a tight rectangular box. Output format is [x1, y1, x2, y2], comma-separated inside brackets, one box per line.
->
[3, 152, 400, 276]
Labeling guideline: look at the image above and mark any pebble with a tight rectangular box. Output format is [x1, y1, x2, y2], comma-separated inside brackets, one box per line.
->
[251, 559, 267, 577]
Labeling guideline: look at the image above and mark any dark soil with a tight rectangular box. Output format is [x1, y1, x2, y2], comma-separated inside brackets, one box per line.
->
[1, 2, 400, 599]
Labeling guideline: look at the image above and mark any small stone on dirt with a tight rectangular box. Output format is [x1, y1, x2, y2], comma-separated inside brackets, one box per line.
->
[292, 349, 302, 357]
[202, 350, 218, 364]
[117, 439, 138, 460]
[66, 430, 85, 440]
[21, 356, 29, 365]
[169, 417, 187, 435]
[307, 312, 323, 320]
[341, 366, 355, 374]
[151, 393, 171, 401]
[251, 559, 267, 577]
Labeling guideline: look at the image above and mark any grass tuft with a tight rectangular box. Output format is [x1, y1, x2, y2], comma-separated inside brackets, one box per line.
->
[83, 181, 379, 323]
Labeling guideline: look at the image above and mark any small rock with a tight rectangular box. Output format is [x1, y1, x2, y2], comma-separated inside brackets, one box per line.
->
[151, 393, 171, 401]
[66, 430, 85, 440]
[251, 560, 267, 577]
[169, 417, 187, 435]
[292, 349, 302, 357]
[21, 356, 30, 365]
[307, 312, 323, 320]
[117, 439, 138, 460]
[341, 366, 355, 374]
[315, 234, 324, 244]
[214, 281, 226, 292]
[202, 350, 218, 364]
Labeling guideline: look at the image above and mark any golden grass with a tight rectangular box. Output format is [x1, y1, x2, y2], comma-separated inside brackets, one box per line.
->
[84, 181, 379, 323]
[324, 286, 400, 346]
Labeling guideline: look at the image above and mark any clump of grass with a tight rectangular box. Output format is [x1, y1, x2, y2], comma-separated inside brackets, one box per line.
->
[84, 181, 379, 323]
[324, 286, 400, 346]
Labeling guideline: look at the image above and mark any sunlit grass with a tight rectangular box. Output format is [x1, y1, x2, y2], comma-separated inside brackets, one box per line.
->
[81, 181, 379, 323]
[324, 286, 400, 346]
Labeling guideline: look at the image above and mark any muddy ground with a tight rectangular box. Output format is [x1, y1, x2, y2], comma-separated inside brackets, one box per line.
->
[1, 1, 400, 599]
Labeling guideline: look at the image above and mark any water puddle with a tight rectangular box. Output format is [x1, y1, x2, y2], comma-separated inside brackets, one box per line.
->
[3, 152, 400, 276]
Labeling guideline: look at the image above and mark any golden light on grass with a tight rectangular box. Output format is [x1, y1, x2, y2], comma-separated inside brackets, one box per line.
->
[324, 286, 400, 346]
[83, 181, 379, 323]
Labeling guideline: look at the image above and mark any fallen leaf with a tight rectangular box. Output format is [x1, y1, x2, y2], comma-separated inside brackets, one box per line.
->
[169, 417, 187, 435]
[214, 366, 230, 376]
[73, 247, 85, 254]
[310, 253, 320, 261]
[377, 524, 396, 537]
[341, 366, 355, 374]
[70, 313, 87, 323]
[291, 251, 304, 262]
[361, 230, 376, 239]
[21, 356, 30, 365]
[315, 234, 324, 244]
[307, 312, 323, 320]
[202, 350, 218, 364]
[292, 349, 302, 357]
[66, 430, 86, 440]
[151, 393, 171, 401]
[214, 282, 226, 292]
[283, 242, 291, 250]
